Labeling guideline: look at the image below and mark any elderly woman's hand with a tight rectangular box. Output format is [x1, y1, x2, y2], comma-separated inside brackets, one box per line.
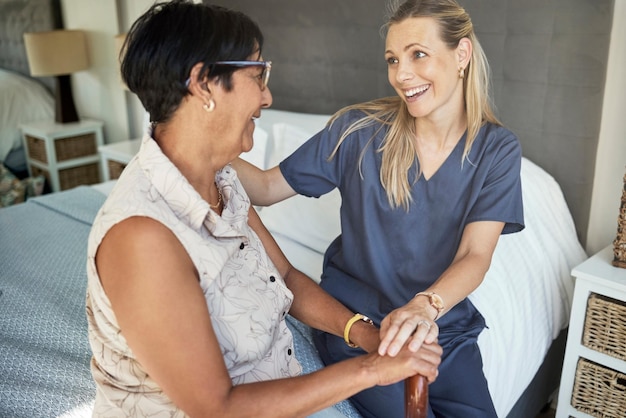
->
[365, 339, 442, 386]
[377, 299, 440, 357]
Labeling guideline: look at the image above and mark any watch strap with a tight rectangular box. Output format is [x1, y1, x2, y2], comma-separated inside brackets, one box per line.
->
[343, 313, 374, 348]
[415, 291, 445, 320]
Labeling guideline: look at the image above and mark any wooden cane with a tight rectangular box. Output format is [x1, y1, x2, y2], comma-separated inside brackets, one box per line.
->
[405, 374, 428, 418]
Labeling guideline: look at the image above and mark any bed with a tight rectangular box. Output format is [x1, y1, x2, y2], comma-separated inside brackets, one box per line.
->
[0, 0, 59, 177]
[0, 69, 54, 174]
[0, 0, 613, 417]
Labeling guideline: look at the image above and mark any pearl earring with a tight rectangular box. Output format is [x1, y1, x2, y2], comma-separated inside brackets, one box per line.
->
[203, 99, 215, 112]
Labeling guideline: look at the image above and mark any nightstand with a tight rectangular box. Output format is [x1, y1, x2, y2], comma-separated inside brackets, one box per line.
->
[98, 138, 141, 181]
[556, 246, 626, 418]
[21, 119, 104, 192]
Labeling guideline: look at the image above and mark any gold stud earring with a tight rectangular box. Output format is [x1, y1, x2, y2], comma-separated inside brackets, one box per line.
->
[203, 99, 215, 113]
[458, 66, 465, 79]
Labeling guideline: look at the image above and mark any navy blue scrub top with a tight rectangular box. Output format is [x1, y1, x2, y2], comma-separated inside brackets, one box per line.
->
[279, 109, 524, 324]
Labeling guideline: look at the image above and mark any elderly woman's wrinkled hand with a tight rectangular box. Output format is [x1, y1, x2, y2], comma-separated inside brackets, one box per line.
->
[365, 340, 442, 386]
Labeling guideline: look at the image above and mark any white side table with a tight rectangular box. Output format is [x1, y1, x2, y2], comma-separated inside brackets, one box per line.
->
[98, 138, 141, 181]
[21, 119, 104, 192]
[556, 245, 626, 417]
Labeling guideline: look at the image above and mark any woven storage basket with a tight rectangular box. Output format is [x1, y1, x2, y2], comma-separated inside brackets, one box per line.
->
[25, 133, 97, 163]
[583, 293, 626, 361]
[571, 358, 626, 418]
[614, 171, 626, 268]
[31, 163, 100, 191]
[25, 135, 48, 163]
[107, 160, 127, 180]
[54, 133, 97, 161]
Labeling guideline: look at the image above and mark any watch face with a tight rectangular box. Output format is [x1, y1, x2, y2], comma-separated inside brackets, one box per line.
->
[431, 294, 444, 310]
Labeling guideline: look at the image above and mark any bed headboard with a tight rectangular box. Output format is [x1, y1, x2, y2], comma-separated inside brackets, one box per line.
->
[209, 0, 614, 244]
[0, 0, 62, 92]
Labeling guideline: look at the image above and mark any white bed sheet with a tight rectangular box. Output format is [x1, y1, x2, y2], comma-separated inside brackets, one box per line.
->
[470, 158, 587, 416]
[0, 68, 54, 161]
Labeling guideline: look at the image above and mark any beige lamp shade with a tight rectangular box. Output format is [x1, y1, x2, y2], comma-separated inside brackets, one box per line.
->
[23, 30, 89, 76]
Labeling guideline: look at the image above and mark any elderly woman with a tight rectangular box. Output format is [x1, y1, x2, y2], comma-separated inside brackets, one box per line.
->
[85, 1, 440, 417]
[233, 0, 524, 417]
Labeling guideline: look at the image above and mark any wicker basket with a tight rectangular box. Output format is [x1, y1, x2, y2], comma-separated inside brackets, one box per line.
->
[107, 160, 127, 180]
[31, 163, 100, 191]
[25, 135, 49, 163]
[571, 358, 626, 418]
[25, 133, 97, 163]
[582, 293, 626, 361]
[55, 133, 97, 161]
[614, 171, 626, 268]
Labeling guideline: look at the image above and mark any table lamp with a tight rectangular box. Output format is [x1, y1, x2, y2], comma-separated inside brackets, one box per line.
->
[23, 30, 89, 124]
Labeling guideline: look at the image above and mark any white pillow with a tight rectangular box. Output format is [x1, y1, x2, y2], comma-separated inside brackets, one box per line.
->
[268, 123, 307, 167]
[257, 109, 331, 169]
[256, 109, 331, 142]
[270, 231, 325, 282]
[258, 120, 341, 256]
[260, 189, 342, 255]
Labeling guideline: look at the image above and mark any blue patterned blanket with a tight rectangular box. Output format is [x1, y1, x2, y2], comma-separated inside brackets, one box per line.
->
[0, 186, 104, 417]
[0, 186, 361, 418]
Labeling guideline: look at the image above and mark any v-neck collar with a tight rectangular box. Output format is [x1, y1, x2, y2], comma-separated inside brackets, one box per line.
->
[419, 130, 467, 182]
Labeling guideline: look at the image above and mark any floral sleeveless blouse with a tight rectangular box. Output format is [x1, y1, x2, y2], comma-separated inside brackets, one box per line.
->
[86, 133, 301, 416]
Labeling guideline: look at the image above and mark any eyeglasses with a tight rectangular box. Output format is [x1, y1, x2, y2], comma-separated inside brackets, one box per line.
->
[210, 60, 272, 90]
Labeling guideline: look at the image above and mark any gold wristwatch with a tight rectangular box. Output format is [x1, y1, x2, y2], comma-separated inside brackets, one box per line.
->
[415, 291, 445, 320]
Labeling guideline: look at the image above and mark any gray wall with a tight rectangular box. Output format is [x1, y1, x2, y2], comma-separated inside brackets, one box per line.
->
[209, 0, 614, 244]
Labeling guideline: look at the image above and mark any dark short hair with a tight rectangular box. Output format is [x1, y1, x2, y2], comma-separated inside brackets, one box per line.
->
[121, 0, 264, 123]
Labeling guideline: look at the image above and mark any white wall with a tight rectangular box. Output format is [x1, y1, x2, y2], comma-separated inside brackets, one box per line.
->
[60, 0, 127, 144]
[117, 0, 203, 137]
[586, 0, 626, 255]
[61, 0, 192, 141]
[60, 0, 158, 143]
[116, 0, 155, 139]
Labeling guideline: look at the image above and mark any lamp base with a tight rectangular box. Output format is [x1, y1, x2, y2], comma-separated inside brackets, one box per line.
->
[55, 74, 80, 124]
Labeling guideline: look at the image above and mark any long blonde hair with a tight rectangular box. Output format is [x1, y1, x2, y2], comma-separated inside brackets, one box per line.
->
[330, 0, 500, 210]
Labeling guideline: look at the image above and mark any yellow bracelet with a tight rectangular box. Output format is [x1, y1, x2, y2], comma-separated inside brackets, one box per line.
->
[343, 313, 374, 348]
